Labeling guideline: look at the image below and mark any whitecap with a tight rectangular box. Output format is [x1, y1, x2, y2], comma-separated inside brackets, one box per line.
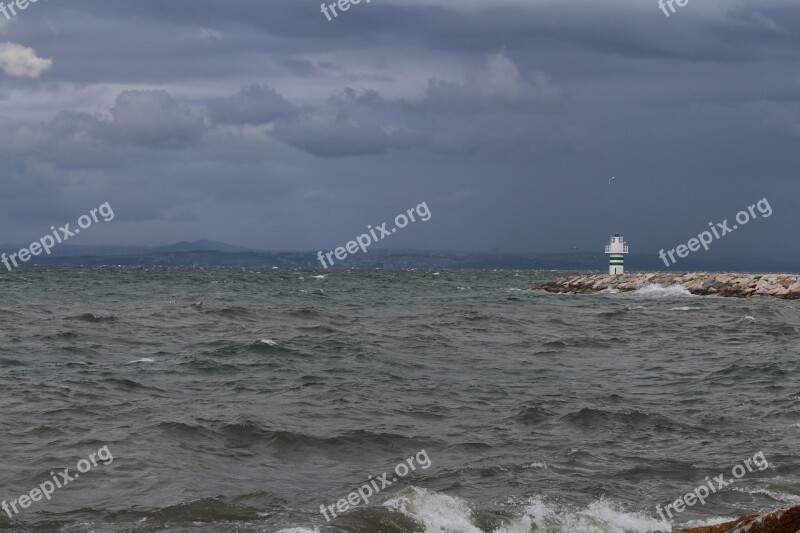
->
[385, 487, 482, 533]
[520, 497, 669, 533]
[383, 488, 671, 533]
[673, 516, 732, 529]
[127, 358, 154, 364]
[259, 339, 278, 346]
[633, 283, 693, 297]
[523, 462, 547, 469]
[732, 486, 800, 503]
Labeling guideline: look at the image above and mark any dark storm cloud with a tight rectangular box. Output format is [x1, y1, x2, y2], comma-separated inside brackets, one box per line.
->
[0, 0, 798, 260]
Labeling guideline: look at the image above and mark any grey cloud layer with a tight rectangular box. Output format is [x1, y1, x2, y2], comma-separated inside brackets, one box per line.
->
[0, 0, 798, 257]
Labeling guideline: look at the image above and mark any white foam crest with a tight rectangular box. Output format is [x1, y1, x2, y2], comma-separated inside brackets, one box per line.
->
[632, 284, 693, 297]
[494, 515, 534, 533]
[520, 497, 670, 533]
[669, 306, 699, 311]
[127, 358, 154, 364]
[384, 486, 482, 533]
[674, 516, 731, 529]
[731, 486, 800, 503]
[276, 528, 320, 533]
[523, 461, 547, 469]
[259, 338, 278, 346]
[384, 489, 671, 533]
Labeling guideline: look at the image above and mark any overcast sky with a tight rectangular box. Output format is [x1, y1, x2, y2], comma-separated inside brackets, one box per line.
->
[0, 0, 798, 260]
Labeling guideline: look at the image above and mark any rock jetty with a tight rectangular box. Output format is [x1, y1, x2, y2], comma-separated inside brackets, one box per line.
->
[675, 504, 800, 532]
[539, 272, 800, 299]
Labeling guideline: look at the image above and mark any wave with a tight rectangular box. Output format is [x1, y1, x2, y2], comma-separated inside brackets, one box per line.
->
[632, 284, 693, 297]
[513, 405, 556, 425]
[731, 486, 800, 504]
[195, 306, 253, 318]
[560, 407, 680, 430]
[144, 497, 262, 523]
[127, 357, 155, 364]
[64, 312, 117, 323]
[257, 338, 278, 346]
[150, 422, 434, 453]
[386, 487, 483, 532]
[288, 308, 323, 318]
[382, 488, 669, 533]
[41, 490, 674, 532]
[178, 358, 242, 373]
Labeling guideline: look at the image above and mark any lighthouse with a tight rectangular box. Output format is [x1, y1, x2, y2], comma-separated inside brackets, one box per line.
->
[605, 233, 628, 275]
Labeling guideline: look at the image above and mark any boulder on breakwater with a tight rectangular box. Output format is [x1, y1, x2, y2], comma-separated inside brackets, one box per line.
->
[674, 504, 800, 532]
[539, 272, 800, 299]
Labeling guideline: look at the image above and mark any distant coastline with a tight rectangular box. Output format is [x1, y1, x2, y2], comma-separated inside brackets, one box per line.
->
[1, 240, 799, 272]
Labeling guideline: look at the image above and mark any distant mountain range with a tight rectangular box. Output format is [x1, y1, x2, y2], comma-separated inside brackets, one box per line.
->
[1, 240, 798, 272]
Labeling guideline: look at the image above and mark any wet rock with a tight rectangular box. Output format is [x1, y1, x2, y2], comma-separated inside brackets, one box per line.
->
[674, 504, 800, 532]
[538, 273, 800, 299]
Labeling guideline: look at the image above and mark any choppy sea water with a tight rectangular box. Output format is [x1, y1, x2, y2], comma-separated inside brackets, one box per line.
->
[1, 267, 799, 533]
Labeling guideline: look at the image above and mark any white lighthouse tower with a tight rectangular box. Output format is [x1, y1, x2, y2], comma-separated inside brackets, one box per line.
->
[605, 233, 628, 275]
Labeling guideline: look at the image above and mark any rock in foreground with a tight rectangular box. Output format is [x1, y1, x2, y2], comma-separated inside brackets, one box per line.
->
[674, 504, 800, 532]
[539, 272, 800, 299]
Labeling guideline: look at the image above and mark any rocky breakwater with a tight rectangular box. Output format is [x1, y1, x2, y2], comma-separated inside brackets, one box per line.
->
[674, 504, 800, 532]
[539, 272, 800, 299]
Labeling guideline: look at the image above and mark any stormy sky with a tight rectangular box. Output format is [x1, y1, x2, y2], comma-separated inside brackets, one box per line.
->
[0, 0, 798, 260]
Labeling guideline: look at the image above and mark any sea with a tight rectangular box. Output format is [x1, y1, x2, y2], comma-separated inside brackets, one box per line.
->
[1, 267, 798, 533]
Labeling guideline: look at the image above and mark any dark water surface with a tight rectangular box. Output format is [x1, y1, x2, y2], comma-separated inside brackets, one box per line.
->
[1, 267, 798, 532]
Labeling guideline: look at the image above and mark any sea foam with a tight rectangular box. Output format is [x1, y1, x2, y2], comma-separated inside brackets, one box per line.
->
[383, 487, 669, 533]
